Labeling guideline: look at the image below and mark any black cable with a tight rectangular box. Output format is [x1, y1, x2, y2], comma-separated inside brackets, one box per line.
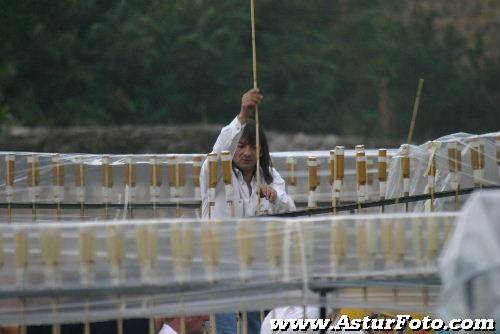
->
[0, 202, 201, 210]
[1, 185, 498, 215]
[269, 185, 500, 217]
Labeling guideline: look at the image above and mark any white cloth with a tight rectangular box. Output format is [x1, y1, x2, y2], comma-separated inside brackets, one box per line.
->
[438, 190, 500, 322]
[158, 324, 178, 334]
[261, 306, 319, 334]
[201, 116, 296, 219]
[260, 306, 364, 334]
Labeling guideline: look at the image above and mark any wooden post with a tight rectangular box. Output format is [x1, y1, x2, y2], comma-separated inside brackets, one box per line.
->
[401, 145, 410, 212]
[52, 154, 65, 220]
[150, 156, 163, 218]
[333, 146, 345, 213]
[221, 151, 235, 216]
[27, 155, 40, 221]
[124, 156, 136, 218]
[286, 156, 297, 195]
[101, 155, 113, 219]
[378, 149, 387, 212]
[75, 156, 85, 220]
[307, 157, 319, 209]
[207, 153, 218, 219]
[6, 154, 15, 223]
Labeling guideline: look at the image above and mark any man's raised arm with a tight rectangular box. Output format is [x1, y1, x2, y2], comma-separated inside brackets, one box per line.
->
[212, 88, 263, 155]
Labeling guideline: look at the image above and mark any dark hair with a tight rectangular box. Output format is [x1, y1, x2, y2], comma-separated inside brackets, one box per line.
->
[235, 119, 274, 184]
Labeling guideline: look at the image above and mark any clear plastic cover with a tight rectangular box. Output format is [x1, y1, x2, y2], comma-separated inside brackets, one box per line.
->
[0, 212, 456, 325]
[1, 131, 499, 222]
[385, 132, 500, 213]
[438, 190, 500, 321]
[1, 130, 499, 326]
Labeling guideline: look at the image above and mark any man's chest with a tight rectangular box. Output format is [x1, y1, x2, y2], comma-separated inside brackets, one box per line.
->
[232, 174, 258, 216]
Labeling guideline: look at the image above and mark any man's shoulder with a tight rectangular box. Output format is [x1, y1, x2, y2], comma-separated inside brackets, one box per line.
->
[269, 166, 285, 183]
[159, 324, 178, 334]
[270, 166, 282, 176]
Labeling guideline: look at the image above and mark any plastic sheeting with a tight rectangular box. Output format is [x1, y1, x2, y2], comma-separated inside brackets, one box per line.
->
[438, 190, 500, 322]
[1, 131, 499, 222]
[0, 149, 396, 222]
[0, 212, 456, 325]
[385, 132, 500, 213]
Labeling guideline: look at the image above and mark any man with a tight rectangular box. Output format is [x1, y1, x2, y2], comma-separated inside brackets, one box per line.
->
[199, 88, 296, 334]
[158, 316, 209, 334]
[200, 88, 296, 219]
[260, 307, 365, 334]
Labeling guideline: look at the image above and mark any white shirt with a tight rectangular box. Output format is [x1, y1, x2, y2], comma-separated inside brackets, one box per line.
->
[200, 116, 296, 219]
[261, 306, 320, 334]
[158, 324, 178, 334]
[260, 306, 364, 334]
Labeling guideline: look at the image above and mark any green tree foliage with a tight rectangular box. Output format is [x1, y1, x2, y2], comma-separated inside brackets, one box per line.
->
[0, 0, 499, 140]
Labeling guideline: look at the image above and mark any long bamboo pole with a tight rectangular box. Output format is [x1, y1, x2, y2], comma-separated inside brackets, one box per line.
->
[407, 79, 425, 144]
[250, 0, 261, 216]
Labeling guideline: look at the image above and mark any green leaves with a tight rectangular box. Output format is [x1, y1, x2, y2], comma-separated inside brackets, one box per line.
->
[0, 1, 498, 140]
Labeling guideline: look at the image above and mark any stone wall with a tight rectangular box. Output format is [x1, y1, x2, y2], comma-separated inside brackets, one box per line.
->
[0, 125, 400, 154]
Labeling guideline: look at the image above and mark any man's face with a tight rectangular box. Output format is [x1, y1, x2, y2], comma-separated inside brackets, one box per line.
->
[233, 138, 257, 173]
[186, 315, 210, 334]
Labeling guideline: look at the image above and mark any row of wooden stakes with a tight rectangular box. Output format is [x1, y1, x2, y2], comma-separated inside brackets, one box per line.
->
[0, 214, 456, 288]
[0, 136, 493, 212]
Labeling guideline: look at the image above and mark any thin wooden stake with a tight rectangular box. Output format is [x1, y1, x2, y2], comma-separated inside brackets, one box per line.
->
[407, 78, 425, 144]
[250, 0, 261, 215]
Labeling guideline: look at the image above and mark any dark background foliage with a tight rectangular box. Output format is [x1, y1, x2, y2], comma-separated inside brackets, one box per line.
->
[1, 0, 499, 142]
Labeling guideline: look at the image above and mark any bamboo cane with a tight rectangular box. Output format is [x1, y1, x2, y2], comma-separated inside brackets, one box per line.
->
[401, 144, 410, 212]
[333, 146, 345, 213]
[202, 222, 220, 334]
[407, 79, 425, 144]
[101, 155, 113, 219]
[41, 227, 62, 334]
[379, 147, 393, 273]
[6, 154, 15, 223]
[250, 0, 261, 218]
[366, 156, 374, 202]
[15, 227, 28, 334]
[286, 156, 297, 195]
[136, 222, 159, 334]
[355, 145, 367, 210]
[107, 223, 126, 334]
[447, 142, 461, 212]
[266, 220, 283, 279]
[355, 146, 371, 301]
[79, 224, 94, 334]
[426, 142, 437, 212]
[237, 220, 253, 334]
[380, 217, 394, 269]
[207, 153, 218, 219]
[307, 157, 319, 209]
[124, 156, 136, 218]
[136, 223, 158, 283]
[221, 151, 235, 216]
[27, 155, 40, 222]
[378, 149, 387, 212]
[193, 156, 203, 199]
[470, 139, 483, 188]
[149, 156, 162, 218]
[168, 156, 180, 217]
[107, 225, 125, 286]
[206, 151, 219, 334]
[75, 156, 85, 220]
[52, 154, 65, 220]
[329, 150, 335, 209]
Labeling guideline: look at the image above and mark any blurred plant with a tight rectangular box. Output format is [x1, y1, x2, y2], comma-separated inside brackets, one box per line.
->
[0, 0, 498, 140]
